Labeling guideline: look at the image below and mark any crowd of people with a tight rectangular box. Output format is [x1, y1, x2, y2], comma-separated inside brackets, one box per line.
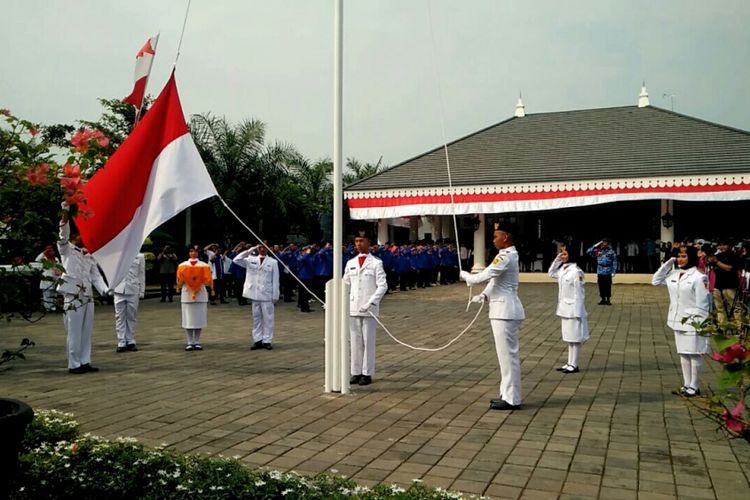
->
[30, 204, 750, 414]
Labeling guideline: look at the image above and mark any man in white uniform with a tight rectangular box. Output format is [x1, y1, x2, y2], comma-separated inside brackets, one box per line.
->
[113, 253, 146, 352]
[343, 231, 388, 386]
[460, 222, 525, 410]
[57, 203, 109, 374]
[234, 244, 280, 350]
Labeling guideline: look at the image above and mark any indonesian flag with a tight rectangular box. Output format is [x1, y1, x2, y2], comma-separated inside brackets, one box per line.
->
[123, 34, 159, 109]
[75, 72, 218, 288]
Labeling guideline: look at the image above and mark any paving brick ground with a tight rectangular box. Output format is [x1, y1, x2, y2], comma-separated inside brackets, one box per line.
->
[1, 282, 749, 499]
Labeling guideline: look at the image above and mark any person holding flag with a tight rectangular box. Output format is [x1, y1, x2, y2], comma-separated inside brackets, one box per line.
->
[176, 245, 213, 351]
[57, 202, 109, 374]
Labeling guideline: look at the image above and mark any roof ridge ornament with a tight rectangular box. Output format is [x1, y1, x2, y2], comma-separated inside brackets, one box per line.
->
[515, 92, 525, 117]
[638, 80, 650, 108]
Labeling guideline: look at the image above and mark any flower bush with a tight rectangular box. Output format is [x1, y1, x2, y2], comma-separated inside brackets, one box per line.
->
[687, 309, 750, 443]
[0, 108, 109, 321]
[11, 409, 476, 499]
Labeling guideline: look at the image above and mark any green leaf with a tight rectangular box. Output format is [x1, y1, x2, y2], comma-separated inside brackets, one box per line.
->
[713, 335, 740, 352]
[718, 364, 746, 390]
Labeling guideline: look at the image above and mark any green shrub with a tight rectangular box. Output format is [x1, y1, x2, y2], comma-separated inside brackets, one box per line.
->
[12, 410, 475, 499]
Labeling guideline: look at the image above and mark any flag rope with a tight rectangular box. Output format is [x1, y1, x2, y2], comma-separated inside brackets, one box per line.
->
[217, 193, 485, 351]
[174, 0, 192, 68]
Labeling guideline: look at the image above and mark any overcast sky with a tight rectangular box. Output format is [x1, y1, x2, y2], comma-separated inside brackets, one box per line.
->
[3, 0, 749, 167]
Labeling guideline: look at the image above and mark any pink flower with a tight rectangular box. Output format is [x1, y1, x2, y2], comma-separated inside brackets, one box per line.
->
[71, 128, 109, 152]
[24, 164, 50, 186]
[60, 176, 81, 192]
[61, 163, 81, 179]
[70, 442, 79, 454]
[29, 126, 39, 137]
[722, 402, 746, 434]
[712, 343, 750, 363]
[0, 109, 10, 117]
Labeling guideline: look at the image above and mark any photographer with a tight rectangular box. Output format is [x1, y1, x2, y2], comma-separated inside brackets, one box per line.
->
[708, 238, 741, 324]
[157, 245, 178, 303]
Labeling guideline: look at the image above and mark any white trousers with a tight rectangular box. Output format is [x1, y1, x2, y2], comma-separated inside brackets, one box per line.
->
[350, 316, 377, 377]
[41, 288, 58, 311]
[114, 293, 140, 347]
[251, 301, 275, 343]
[63, 295, 94, 369]
[490, 319, 522, 406]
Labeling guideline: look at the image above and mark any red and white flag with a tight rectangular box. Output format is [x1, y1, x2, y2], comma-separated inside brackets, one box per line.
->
[76, 72, 217, 288]
[123, 34, 159, 110]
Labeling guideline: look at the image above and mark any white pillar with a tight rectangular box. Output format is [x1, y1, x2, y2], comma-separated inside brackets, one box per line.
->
[660, 199, 674, 244]
[377, 219, 388, 245]
[409, 217, 419, 242]
[431, 216, 443, 242]
[472, 214, 486, 272]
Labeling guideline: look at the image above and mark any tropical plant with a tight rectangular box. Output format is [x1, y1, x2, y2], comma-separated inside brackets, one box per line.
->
[343, 156, 387, 186]
[685, 306, 750, 443]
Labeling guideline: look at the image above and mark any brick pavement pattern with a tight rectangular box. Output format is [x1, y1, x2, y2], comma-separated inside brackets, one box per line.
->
[1, 283, 749, 499]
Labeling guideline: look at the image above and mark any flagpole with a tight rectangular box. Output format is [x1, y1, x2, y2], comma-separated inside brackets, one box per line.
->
[331, 0, 347, 394]
[174, 0, 192, 68]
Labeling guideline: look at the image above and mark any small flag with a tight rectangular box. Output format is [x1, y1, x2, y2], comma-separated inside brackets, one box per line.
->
[76, 72, 217, 288]
[123, 34, 159, 110]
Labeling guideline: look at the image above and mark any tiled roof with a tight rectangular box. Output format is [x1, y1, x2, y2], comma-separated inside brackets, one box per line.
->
[345, 106, 750, 191]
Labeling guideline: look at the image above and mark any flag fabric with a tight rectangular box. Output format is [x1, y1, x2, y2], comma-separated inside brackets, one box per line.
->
[76, 72, 218, 289]
[123, 34, 159, 109]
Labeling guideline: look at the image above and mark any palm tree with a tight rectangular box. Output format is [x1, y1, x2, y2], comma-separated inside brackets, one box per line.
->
[343, 156, 386, 186]
[189, 114, 301, 243]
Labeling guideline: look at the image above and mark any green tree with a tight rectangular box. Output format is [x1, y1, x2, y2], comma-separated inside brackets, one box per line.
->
[343, 156, 387, 185]
[189, 114, 302, 244]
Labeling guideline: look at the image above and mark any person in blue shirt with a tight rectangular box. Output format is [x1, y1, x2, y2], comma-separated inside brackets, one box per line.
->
[297, 246, 316, 312]
[227, 242, 248, 305]
[587, 238, 617, 305]
[315, 242, 334, 301]
[278, 244, 299, 303]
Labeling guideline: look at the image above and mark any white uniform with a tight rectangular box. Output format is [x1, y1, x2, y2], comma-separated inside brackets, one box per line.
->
[56, 221, 108, 370]
[343, 253, 388, 377]
[652, 259, 711, 354]
[113, 254, 146, 348]
[234, 251, 280, 344]
[548, 257, 589, 343]
[462, 246, 525, 406]
[35, 251, 61, 312]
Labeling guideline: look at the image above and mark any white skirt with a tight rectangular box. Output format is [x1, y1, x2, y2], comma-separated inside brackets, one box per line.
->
[673, 329, 709, 355]
[561, 317, 589, 343]
[181, 302, 207, 329]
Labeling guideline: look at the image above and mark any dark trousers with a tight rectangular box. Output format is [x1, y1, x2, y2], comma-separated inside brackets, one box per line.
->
[159, 273, 175, 301]
[298, 279, 313, 312]
[597, 274, 612, 300]
[282, 273, 295, 302]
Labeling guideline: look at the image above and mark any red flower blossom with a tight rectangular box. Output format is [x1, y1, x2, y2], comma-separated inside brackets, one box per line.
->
[70, 442, 79, 454]
[722, 402, 746, 434]
[25, 164, 50, 186]
[29, 126, 39, 137]
[71, 128, 109, 152]
[712, 343, 750, 363]
[0, 109, 10, 117]
[60, 176, 81, 192]
[63, 190, 86, 207]
[62, 163, 81, 179]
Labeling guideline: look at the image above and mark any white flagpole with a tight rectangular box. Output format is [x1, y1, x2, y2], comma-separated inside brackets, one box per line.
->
[332, 0, 348, 394]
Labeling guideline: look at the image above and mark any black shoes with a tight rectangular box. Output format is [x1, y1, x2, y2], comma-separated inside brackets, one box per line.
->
[672, 386, 701, 397]
[557, 364, 579, 373]
[250, 341, 274, 351]
[605, 299, 612, 305]
[349, 374, 372, 385]
[490, 399, 521, 411]
[126, 343, 138, 352]
[70, 363, 99, 374]
[598, 299, 606, 305]
[193, 344, 203, 351]
[116, 346, 127, 353]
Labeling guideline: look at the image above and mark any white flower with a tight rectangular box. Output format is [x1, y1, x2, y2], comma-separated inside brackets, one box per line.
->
[176, 485, 187, 491]
[330, 468, 339, 474]
[390, 484, 405, 493]
[281, 489, 292, 496]
[254, 480, 266, 487]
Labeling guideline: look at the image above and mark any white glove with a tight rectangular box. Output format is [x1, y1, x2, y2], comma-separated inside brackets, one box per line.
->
[61, 201, 70, 211]
[107, 290, 114, 297]
[459, 271, 471, 282]
[358, 303, 372, 313]
[471, 294, 486, 304]
[139, 293, 145, 299]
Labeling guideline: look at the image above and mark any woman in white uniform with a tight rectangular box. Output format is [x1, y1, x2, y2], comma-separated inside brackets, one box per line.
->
[652, 245, 711, 397]
[548, 247, 589, 374]
[176, 246, 214, 351]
